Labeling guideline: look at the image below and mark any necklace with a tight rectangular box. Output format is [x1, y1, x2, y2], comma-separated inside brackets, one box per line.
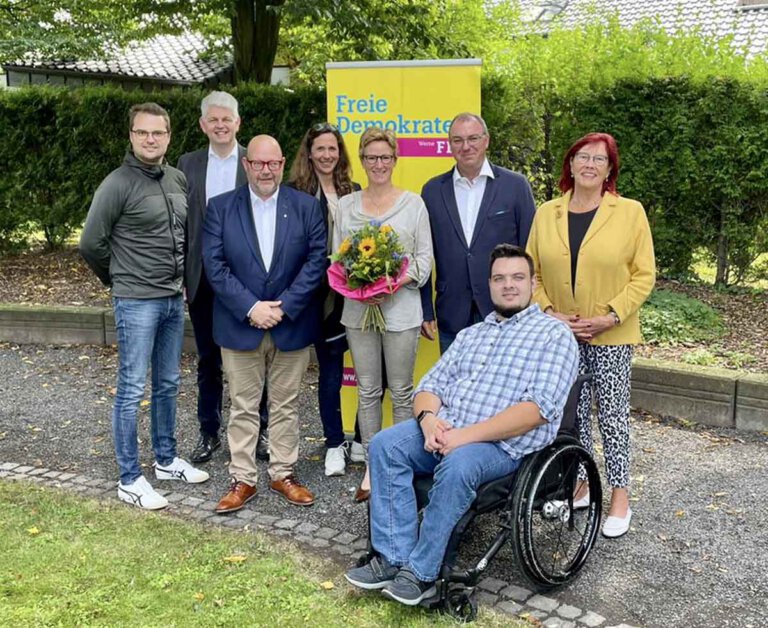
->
[365, 190, 391, 217]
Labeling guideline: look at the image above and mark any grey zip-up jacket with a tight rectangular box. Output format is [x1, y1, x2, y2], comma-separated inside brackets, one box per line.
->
[80, 152, 187, 298]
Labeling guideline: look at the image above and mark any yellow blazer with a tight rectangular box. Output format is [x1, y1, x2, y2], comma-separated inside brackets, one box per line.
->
[526, 191, 655, 345]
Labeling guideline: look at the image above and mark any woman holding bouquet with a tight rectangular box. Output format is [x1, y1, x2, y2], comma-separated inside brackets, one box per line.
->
[333, 126, 433, 501]
[287, 122, 364, 478]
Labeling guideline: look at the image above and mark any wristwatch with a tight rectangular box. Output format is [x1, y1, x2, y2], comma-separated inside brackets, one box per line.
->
[609, 310, 621, 325]
[416, 409, 435, 425]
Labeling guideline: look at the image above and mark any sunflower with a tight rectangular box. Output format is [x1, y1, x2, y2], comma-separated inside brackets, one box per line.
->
[380, 224, 393, 234]
[359, 237, 376, 258]
[337, 238, 352, 255]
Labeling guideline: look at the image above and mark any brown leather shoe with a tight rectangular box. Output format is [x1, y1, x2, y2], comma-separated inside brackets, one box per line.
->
[269, 475, 315, 506]
[215, 480, 256, 514]
[354, 486, 370, 503]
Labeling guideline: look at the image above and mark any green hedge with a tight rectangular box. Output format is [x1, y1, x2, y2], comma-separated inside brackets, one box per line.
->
[1, 77, 767, 286]
[0, 84, 325, 250]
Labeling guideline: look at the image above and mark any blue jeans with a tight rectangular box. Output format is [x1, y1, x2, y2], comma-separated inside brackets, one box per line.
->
[368, 420, 521, 582]
[112, 295, 184, 484]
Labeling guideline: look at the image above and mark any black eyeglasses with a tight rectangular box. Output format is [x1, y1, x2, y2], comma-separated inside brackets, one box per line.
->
[312, 122, 339, 133]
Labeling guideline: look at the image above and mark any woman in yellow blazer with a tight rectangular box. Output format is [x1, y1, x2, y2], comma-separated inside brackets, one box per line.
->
[527, 132, 655, 539]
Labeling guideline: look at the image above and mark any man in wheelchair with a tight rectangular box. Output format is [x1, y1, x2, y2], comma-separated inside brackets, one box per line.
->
[345, 244, 580, 606]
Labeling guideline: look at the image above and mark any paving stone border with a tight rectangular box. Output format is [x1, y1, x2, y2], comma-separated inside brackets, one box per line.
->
[1, 460, 637, 628]
[2, 304, 767, 431]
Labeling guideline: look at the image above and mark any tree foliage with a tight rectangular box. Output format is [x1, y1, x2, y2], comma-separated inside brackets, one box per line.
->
[0, 0, 508, 84]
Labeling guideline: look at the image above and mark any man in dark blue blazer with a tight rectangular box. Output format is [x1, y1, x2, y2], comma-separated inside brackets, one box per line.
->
[421, 113, 536, 353]
[203, 134, 326, 513]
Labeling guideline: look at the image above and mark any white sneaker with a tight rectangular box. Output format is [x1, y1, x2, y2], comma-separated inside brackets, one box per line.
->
[325, 443, 347, 476]
[349, 441, 366, 463]
[154, 457, 210, 484]
[602, 508, 632, 538]
[118, 476, 168, 510]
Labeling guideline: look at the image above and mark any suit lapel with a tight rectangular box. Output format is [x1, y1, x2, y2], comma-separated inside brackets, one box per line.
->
[236, 144, 247, 186]
[236, 186, 267, 274]
[554, 192, 570, 249]
[441, 172, 468, 249]
[270, 188, 291, 275]
[469, 167, 500, 248]
[580, 193, 616, 249]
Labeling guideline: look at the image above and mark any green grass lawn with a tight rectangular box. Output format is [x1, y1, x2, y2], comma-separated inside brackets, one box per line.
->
[0, 481, 519, 627]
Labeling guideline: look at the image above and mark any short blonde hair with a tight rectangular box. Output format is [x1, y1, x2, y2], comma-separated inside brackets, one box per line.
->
[359, 126, 398, 160]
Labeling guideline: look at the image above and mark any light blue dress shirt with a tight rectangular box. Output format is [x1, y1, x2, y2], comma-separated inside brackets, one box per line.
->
[205, 144, 239, 203]
[249, 186, 278, 272]
[414, 304, 579, 460]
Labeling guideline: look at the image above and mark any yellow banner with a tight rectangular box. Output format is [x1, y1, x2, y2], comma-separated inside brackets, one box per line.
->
[326, 59, 481, 431]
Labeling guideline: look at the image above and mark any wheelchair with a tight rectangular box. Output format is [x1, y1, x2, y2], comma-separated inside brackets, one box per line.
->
[359, 374, 602, 622]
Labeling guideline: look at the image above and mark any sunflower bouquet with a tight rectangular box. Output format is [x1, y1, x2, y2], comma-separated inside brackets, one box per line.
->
[328, 220, 409, 332]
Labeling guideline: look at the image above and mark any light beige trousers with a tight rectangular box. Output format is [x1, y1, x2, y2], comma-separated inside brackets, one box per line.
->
[222, 333, 309, 484]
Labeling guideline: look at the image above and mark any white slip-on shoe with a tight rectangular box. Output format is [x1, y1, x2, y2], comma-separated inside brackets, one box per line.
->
[573, 490, 590, 510]
[154, 457, 210, 484]
[349, 441, 366, 463]
[117, 476, 168, 510]
[602, 508, 632, 538]
[325, 443, 347, 476]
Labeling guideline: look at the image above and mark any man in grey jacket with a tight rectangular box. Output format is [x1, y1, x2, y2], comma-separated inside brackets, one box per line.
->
[80, 102, 209, 510]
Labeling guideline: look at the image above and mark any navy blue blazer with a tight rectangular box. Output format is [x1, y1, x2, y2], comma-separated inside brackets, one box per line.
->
[202, 184, 327, 351]
[420, 164, 536, 334]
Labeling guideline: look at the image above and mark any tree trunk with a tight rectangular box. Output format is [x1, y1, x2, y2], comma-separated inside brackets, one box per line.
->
[231, 0, 285, 84]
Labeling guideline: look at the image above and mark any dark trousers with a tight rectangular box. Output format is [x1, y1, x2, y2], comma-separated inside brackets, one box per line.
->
[438, 302, 484, 354]
[315, 336, 348, 449]
[188, 274, 268, 436]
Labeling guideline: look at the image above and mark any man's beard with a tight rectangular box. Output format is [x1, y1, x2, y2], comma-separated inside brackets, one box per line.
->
[494, 298, 530, 319]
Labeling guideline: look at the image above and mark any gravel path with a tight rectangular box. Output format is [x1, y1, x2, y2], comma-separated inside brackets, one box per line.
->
[1, 342, 767, 627]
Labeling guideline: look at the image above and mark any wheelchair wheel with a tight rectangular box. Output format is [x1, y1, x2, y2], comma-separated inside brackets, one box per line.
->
[510, 441, 602, 590]
[444, 588, 478, 623]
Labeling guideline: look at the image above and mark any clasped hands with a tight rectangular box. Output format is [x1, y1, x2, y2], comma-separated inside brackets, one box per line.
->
[548, 310, 616, 342]
[422, 415, 465, 456]
[249, 300, 284, 329]
[362, 275, 413, 306]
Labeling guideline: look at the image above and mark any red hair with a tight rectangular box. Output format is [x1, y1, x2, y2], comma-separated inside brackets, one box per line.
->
[558, 132, 620, 195]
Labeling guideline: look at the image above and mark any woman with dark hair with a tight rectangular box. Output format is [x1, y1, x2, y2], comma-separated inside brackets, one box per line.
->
[526, 132, 655, 539]
[288, 122, 362, 478]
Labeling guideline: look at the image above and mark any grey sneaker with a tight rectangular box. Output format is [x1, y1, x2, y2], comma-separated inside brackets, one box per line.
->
[382, 567, 436, 605]
[345, 556, 399, 590]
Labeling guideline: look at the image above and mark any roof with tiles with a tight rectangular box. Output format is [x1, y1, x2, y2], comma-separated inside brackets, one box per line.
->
[518, 0, 768, 57]
[8, 33, 230, 85]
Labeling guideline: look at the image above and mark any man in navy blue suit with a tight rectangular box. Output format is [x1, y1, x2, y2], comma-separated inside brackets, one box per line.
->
[203, 134, 326, 513]
[420, 113, 536, 353]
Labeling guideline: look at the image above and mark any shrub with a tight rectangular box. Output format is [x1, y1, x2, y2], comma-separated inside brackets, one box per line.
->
[640, 289, 724, 345]
[0, 84, 325, 251]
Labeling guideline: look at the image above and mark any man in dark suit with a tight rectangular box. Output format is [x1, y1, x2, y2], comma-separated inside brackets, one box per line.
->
[420, 112, 537, 353]
[177, 91, 268, 464]
[203, 134, 326, 512]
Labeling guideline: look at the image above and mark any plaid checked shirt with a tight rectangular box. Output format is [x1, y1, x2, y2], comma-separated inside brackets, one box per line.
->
[414, 304, 579, 460]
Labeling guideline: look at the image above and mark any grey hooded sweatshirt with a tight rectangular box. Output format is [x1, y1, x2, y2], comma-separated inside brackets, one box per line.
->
[80, 152, 187, 298]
